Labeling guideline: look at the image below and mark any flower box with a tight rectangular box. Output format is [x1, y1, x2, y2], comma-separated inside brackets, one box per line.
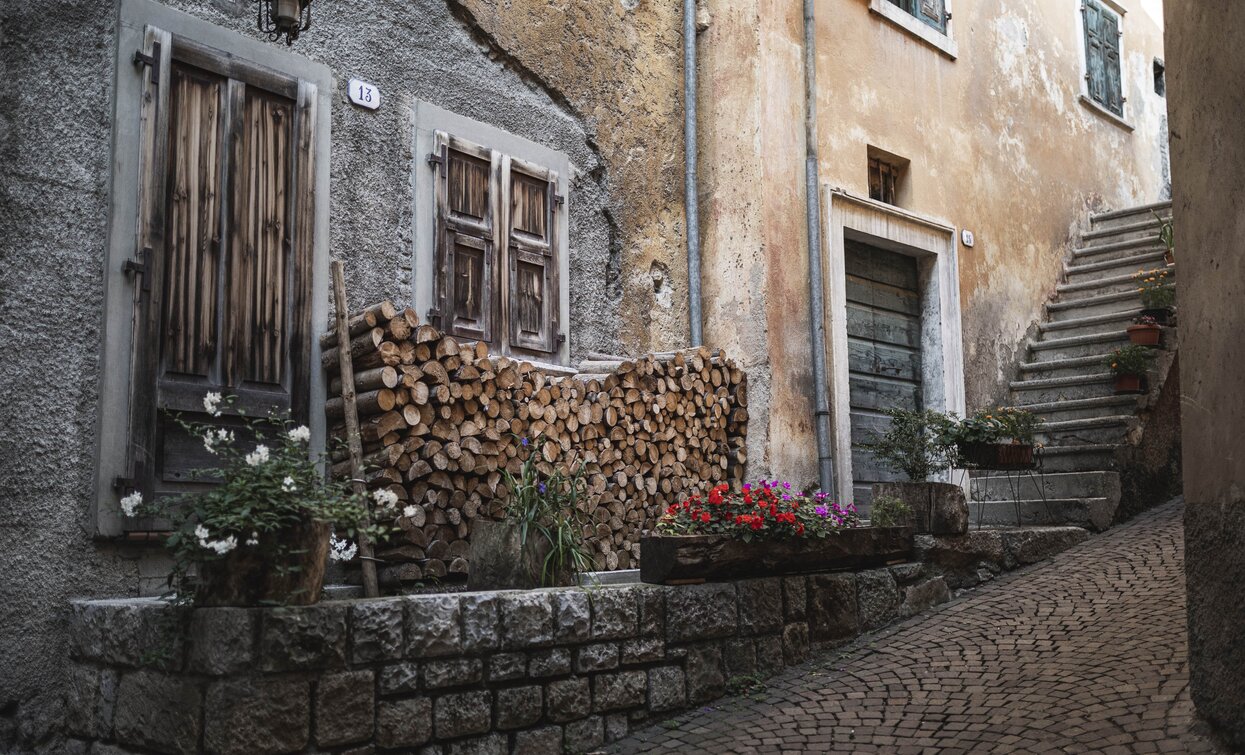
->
[638, 526, 914, 584]
[957, 441, 1035, 470]
[1127, 323, 1162, 347]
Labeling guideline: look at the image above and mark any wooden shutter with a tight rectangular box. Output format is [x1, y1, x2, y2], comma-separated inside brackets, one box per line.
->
[1101, 9, 1124, 115]
[123, 32, 316, 522]
[433, 132, 497, 343]
[916, 0, 946, 33]
[1084, 0, 1107, 107]
[504, 156, 560, 354]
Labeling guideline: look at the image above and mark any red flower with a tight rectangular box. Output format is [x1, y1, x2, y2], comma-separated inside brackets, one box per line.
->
[700, 511, 711, 523]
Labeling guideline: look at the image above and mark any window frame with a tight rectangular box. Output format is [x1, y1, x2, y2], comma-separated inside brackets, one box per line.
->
[868, 0, 957, 60]
[412, 100, 571, 366]
[1078, 0, 1135, 131]
[95, 0, 331, 537]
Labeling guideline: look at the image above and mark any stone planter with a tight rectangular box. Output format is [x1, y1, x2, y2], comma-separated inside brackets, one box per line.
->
[638, 527, 913, 585]
[871, 481, 969, 535]
[194, 520, 329, 607]
[957, 442, 1035, 470]
[467, 520, 572, 590]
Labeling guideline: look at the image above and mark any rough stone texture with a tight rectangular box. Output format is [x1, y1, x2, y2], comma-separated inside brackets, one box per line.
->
[605, 712, 630, 743]
[723, 641, 757, 677]
[459, 593, 502, 653]
[112, 671, 202, 755]
[682, 645, 725, 705]
[872, 482, 969, 535]
[736, 578, 783, 635]
[665, 584, 736, 642]
[527, 648, 571, 678]
[433, 690, 492, 739]
[807, 574, 859, 642]
[260, 604, 347, 672]
[594, 670, 647, 712]
[620, 638, 663, 665]
[756, 636, 785, 675]
[203, 677, 310, 755]
[69, 601, 187, 670]
[513, 726, 563, 755]
[781, 577, 807, 622]
[406, 595, 463, 658]
[636, 588, 665, 637]
[499, 593, 555, 649]
[564, 715, 605, 752]
[424, 658, 483, 689]
[188, 608, 256, 675]
[316, 671, 374, 747]
[855, 569, 900, 631]
[494, 685, 542, 730]
[552, 590, 592, 643]
[447, 733, 508, 755]
[351, 599, 405, 663]
[576, 642, 620, 673]
[900, 577, 952, 618]
[376, 697, 433, 750]
[378, 662, 421, 696]
[1003, 528, 1091, 567]
[64, 665, 118, 740]
[590, 587, 639, 640]
[781, 624, 809, 666]
[1170, 8, 1245, 739]
[646, 667, 686, 713]
[545, 677, 591, 723]
[607, 502, 1227, 755]
[487, 653, 526, 682]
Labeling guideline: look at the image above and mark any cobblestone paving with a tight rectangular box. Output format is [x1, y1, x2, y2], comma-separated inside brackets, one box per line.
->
[609, 500, 1227, 754]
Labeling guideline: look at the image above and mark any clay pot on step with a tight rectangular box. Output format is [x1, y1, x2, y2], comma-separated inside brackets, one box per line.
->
[1127, 323, 1162, 347]
[1113, 373, 1146, 395]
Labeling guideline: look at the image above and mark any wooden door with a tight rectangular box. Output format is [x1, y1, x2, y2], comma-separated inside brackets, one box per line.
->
[123, 34, 317, 524]
[844, 240, 923, 507]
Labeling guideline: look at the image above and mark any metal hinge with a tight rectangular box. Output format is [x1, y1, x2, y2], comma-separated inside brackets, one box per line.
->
[426, 306, 442, 327]
[554, 194, 565, 207]
[426, 152, 444, 169]
[133, 41, 161, 86]
[557, 333, 566, 346]
[123, 247, 151, 293]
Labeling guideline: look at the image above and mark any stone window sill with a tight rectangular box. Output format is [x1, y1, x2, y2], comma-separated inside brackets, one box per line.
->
[868, 0, 958, 60]
[1079, 94, 1135, 132]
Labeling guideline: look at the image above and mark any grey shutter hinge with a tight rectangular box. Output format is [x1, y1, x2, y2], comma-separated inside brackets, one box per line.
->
[133, 41, 161, 86]
[123, 247, 152, 293]
[427, 152, 445, 169]
[554, 194, 565, 207]
[426, 306, 442, 327]
[557, 333, 567, 346]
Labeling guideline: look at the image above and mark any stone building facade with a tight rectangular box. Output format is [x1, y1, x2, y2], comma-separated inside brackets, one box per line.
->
[0, 0, 1168, 750]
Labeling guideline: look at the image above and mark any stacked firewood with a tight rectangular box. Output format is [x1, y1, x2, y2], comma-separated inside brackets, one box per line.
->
[321, 301, 748, 587]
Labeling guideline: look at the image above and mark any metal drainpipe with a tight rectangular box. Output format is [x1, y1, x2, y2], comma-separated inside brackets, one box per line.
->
[684, 0, 703, 347]
[803, 0, 836, 495]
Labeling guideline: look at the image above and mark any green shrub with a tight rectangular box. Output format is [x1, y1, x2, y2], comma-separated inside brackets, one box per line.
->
[1135, 267, 1175, 309]
[1106, 345, 1155, 376]
[870, 495, 913, 528]
[865, 408, 958, 482]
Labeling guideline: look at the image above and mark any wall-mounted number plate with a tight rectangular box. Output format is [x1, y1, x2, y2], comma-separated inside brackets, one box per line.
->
[348, 79, 381, 110]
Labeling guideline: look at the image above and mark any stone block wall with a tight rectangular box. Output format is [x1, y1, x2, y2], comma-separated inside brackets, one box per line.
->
[64, 567, 949, 754]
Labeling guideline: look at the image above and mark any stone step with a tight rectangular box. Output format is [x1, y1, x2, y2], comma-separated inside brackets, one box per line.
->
[970, 470, 1120, 501]
[1090, 199, 1172, 227]
[1047, 290, 1142, 321]
[1034, 443, 1120, 472]
[1017, 394, 1140, 422]
[1039, 309, 1141, 338]
[1072, 235, 1166, 263]
[1029, 330, 1130, 360]
[1056, 267, 1177, 299]
[1018, 353, 1116, 380]
[1083, 215, 1168, 243]
[968, 497, 1117, 532]
[1064, 250, 1169, 282]
[1036, 415, 1134, 445]
[1010, 372, 1115, 403]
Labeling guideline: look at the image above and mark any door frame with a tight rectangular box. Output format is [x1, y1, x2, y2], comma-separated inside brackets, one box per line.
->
[822, 189, 967, 507]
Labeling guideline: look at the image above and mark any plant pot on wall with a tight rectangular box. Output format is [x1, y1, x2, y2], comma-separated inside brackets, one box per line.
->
[1113, 373, 1145, 395]
[468, 520, 572, 590]
[1140, 307, 1174, 326]
[194, 520, 330, 607]
[871, 482, 968, 535]
[956, 442, 1035, 470]
[1127, 323, 1162, 347]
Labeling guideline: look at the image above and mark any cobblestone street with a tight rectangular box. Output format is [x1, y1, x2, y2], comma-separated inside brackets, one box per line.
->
[609, 500, 1226, 754]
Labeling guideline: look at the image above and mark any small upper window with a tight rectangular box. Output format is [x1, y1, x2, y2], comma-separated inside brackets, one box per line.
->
[886, 0, 947, 34]
[1082, 0, 1124, 116]
[867, 147, 910, 207]
[1153, 58, 1166, 97]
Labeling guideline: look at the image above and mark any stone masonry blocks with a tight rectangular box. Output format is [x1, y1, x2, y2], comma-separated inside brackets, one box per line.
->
[808, 573, 860, 642]
[665, 583, 737, 642]
[315, 670, 374, 747]
[203, 676, 310, 755]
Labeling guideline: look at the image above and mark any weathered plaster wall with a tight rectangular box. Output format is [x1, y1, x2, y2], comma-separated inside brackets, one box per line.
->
[0, 1, 684, 750]
[1166, 0, 1245, 746]
[701, 0, 1168, 484]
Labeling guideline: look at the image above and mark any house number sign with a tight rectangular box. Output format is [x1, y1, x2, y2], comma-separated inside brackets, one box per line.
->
[348, 79, 381, 110]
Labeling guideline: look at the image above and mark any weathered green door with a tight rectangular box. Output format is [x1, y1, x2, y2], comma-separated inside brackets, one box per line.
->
[844, 240, 923, 507]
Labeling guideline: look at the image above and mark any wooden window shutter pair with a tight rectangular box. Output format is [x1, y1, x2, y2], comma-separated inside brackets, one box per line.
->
[432, 132, 561, 357]
[1083, 0, 1124, 116]
[121, 24, 318, 521]
[885, 0, 947, 33]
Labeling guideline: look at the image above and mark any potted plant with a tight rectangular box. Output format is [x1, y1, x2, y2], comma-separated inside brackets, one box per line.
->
[1135, 267, 1175, 324]
[1153, 210, 1174, 265]
[869, 494, 914, 528]
[640, 481, 911, 584]
[120, 394, 380, 606]
[864, 408, 967, 535]
[1127, 314, 1162, 347]
[468, 436, 595, 590]
[946, 407, 1040, 470]
[1106, 345, 1154, 394]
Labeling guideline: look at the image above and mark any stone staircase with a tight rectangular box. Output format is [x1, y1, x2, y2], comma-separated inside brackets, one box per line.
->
[972, 199, 1177, 531]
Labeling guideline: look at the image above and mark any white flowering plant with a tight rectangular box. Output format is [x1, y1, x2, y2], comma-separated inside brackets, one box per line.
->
[126, 394, 388, 599]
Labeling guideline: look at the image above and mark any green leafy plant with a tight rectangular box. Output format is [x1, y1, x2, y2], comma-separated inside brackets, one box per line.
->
[1152, 210, 1174, 260]
[500, 435, 596, 586]
[869, 494, 913, 528]
[121, 394, 384, 602]
[864, 408, 958, 482]
[941, 407, 1039, 447]
[1135, 267, 1175, 309]
[1106, 345, 1155, 376]
[656, 481, 861, 542]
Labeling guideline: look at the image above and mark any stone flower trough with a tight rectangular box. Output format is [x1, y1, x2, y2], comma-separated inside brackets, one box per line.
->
[639, 526, 915, 584]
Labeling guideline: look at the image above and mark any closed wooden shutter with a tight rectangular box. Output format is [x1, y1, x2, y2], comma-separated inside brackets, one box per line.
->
[505, 157, 559, 355]
[433, 132, 497, 343]
[916, 0, 946, 33]
[122, 30, 317, 523]
[1100, 9, 1124, 115]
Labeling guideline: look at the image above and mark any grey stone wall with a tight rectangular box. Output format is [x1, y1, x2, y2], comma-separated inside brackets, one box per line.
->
[0, 1, 616, 749]
[64, 569, 949, 754]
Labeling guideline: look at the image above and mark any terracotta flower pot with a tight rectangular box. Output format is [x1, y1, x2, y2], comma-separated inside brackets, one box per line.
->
[194, 520, 330, 607]
[1113, 373, 1145, 395]
[1127, 323, 1162, 347]
[1140, 307, 1174, 326]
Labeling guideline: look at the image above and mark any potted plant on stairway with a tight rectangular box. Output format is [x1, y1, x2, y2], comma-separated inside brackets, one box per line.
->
[1153, 210, 1175, 266]
[946, 406, 1041, 471]
[120, 394, 381, 606]
[468, 435, 595, 590]
[1106, 345, 1155, 395]
[1127, 314, 1163, 347]
[1135, 267, 1176, 324]
[865, 408, 968, 535]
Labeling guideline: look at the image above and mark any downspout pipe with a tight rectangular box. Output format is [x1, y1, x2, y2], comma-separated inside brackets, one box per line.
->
[803, 0, 836, 495]
[684, 0, 703, 347]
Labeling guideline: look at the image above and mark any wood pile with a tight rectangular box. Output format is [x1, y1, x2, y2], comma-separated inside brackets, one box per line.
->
[321, 301, 749, 587]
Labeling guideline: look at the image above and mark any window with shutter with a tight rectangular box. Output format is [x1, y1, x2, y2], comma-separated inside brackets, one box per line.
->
[98, 6, 328, 535]
[1083, 0, 1124, 117]
[884, 0, 946, 33]
[428, 128, 564, 361]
